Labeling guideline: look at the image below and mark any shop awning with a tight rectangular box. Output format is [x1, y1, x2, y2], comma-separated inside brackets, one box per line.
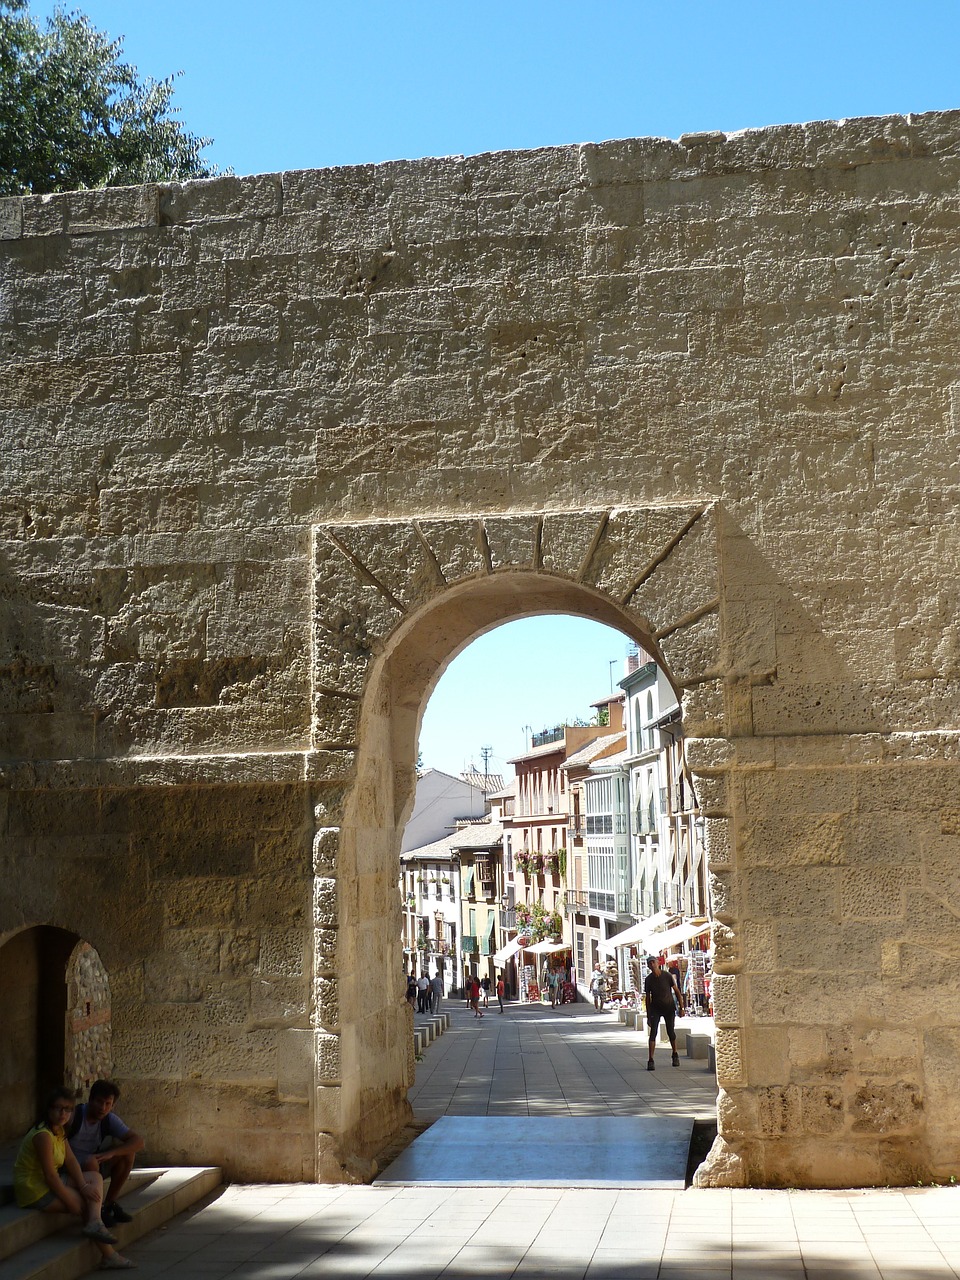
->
[599, 910, 674, 953]
[647, 921, 712, 952]
[526, 940, 568, 955]
[492, 935, 524, 965]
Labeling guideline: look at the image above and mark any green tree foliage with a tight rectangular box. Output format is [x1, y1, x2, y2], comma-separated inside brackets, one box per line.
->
[0, 0, 221, 195]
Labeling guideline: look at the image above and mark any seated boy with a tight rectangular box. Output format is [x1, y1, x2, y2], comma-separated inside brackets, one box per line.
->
[68, 1080, 145, 1227]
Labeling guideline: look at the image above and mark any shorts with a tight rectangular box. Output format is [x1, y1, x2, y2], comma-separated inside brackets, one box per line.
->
[648, 1007, 677, 1040]
[25, 1190, 58, 1210]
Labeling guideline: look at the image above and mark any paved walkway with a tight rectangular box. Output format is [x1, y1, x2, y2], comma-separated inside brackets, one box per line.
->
[410, 999, 718, 1122]
[117, 1180, 960, 1279]
[111, 1000, 960, 1279]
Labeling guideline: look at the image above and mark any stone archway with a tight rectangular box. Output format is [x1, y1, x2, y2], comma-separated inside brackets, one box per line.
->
[6, 111, 960, 1189]
[309, 503, 734, 1178]
[0, 924, 107, 1142]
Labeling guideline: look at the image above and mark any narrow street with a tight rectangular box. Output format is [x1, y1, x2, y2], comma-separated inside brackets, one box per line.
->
[409, 999, 718, 1123]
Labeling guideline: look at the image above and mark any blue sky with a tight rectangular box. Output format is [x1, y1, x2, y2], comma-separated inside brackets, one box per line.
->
[419, 618, 635, 778]
[30, 0, 960, 772]
[33, 1, 960, 177]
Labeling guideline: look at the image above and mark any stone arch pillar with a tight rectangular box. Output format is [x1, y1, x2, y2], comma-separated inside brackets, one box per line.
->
[308, 503, 735, 1177]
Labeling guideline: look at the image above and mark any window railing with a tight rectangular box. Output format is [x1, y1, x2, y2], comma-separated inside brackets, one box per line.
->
[564, 891, 589, 914]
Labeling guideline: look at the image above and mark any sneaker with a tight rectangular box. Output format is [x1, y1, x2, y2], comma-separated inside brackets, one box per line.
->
[646, 1059, 655, 1071]
[672, 1051, 681, 1067]
[105, 1203, 133, 1224]
[101, 1256, 136, 1271]
[83, 1223, 118, 1245]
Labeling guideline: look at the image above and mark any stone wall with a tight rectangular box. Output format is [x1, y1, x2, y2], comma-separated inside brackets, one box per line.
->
[65, 940, 112, 1094]
[2, 110, 960, 1185]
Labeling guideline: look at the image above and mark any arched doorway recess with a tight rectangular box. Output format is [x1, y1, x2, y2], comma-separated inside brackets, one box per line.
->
[309, 504, 736, 1181]
[0, 926, 112, 1143]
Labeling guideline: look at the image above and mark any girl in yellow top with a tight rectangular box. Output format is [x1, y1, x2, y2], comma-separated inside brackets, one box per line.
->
[14, 1088, 135, 1271]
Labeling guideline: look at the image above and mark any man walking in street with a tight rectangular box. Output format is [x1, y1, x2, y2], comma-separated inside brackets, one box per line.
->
[644, 954, 684, 1070]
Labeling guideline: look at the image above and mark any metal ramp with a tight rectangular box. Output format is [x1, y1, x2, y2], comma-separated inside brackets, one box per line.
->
[375, 1114, 693, 1188]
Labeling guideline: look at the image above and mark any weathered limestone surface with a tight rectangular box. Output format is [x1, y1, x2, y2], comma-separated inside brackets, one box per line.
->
[3, 111, 960, 1185]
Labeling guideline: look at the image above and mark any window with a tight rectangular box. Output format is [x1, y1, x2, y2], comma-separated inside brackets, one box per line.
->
[586, 814, 613, 835]
[586, 844, 616, 914]
[481, 913, 496, 955]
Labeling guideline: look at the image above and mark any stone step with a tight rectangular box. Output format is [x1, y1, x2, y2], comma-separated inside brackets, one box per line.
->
[0, 1166, 221, 1280]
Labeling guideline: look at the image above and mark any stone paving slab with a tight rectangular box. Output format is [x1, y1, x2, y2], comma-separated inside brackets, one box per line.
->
[375, 1115, 694, 1188]
[114, 1182, 960, 1279]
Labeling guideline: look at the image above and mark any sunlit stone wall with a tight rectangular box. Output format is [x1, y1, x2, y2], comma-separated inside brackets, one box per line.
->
[3, 110, 960, 1184]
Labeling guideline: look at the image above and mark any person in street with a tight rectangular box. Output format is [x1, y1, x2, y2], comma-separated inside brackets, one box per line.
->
[547, 968, 559, 1007]
[644, 954, 685, 1070]
[416, 974, 430, 1013]
[15, 1086, 135, 1270]
[67, 1079, 145, 1229]
[430, 973, 443, 1012]
[589, 965, 606, 1011]
[480, 976, 490, 1008]
[469, 975, 484, 1018]
[405, 974, 417, 1006]
[496, 974, 505, 1013]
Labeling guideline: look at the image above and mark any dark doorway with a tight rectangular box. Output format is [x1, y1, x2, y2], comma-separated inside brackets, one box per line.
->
[0, 926, 111, 1142]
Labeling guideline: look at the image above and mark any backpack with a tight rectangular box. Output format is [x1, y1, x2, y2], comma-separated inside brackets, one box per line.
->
[67, 1103, 112, 1145]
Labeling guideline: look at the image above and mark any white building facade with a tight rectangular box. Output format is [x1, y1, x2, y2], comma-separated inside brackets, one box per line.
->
[581, 750, 632, 992]
[620, 650, 710, 946]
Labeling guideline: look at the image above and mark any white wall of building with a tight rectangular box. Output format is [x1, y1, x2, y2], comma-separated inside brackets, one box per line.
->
[401, 769, 490, 852]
